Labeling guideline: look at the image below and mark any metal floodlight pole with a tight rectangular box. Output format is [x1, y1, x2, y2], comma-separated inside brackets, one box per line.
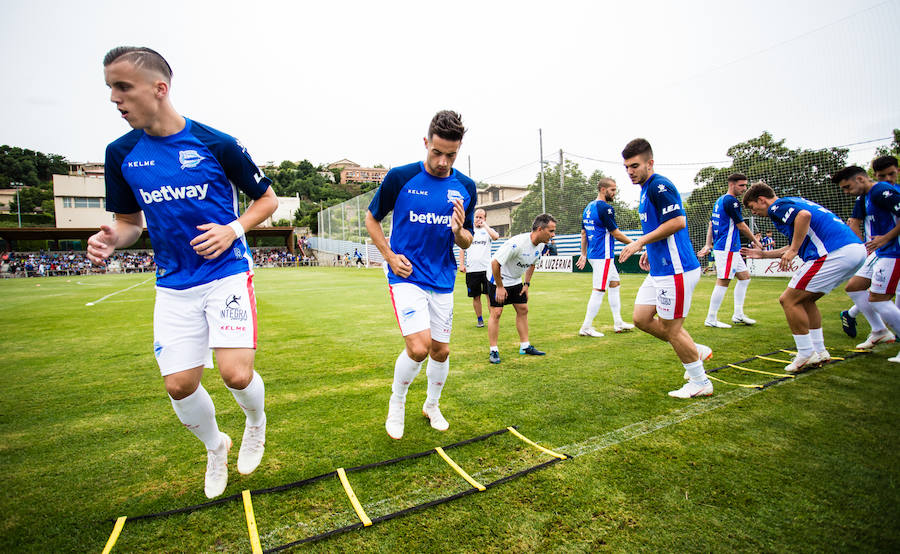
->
[539, 129, 545, 214]
[559, 149, 564, 189]
[16, 187, 22, 228]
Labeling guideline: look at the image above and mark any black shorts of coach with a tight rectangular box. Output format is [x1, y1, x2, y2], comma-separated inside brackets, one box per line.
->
[465, 271, 490, 298]
[488, 282, 528, 307]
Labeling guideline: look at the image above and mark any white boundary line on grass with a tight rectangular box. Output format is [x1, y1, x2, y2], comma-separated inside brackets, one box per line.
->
[85, 277, 153, 306]
[254, 379, 792, 550]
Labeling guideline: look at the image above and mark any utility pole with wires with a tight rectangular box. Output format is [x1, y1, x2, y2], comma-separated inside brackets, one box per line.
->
[559, 149, 564, 189]
[539, 129, 545, 213]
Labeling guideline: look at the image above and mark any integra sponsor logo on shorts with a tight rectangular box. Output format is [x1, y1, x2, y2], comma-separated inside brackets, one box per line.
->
[139, 183, 209, 204]
[179, 150, 205, 170]
[658, 289, 672, 306]
[221, 295, 248, 321]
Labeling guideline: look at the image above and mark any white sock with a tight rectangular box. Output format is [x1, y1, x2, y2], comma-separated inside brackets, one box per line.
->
[520, 342, 530, 349]
[706, 285, 728, 321]
[871, 301, 900, 334]
[733, 279, 749, 317]
[848, 290, 886, 333]
[809, 328, 825, 352]
[582, 290, 604, 329]
[682, 360, 708, 384]
[227, 371, 266, 426]
[608, 286, 623, 324]
[490, 346, 499, 352]
[848, 304, 860, 318]
[170, 384, 222, 450]
[793, 333, 814, 357]
[390, 350, 422, 404]
[425, 356, 449, 405]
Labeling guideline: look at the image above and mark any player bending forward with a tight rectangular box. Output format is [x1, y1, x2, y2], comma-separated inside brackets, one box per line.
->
[741, 182, 865, 372]
[89, 47, 277, 498]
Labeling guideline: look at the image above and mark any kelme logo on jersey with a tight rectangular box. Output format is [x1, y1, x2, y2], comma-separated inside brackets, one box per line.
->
[447, 189, 464, 203]
[409, 211, 452, 226]
[179, 150, 205, 170]
[138, 183, 209, 204]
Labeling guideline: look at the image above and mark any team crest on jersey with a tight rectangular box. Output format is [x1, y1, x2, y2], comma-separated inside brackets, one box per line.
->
[447, 189, 464, 203]
[658, 184, 666, 193]
[179, 150, 205, 170]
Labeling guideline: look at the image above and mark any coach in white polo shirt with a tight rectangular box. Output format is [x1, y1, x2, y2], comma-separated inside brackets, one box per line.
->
[487, 213, 557, 364]
[459, 208, 499, 328]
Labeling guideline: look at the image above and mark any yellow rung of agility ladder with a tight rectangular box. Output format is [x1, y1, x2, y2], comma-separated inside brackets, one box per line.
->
[101, 516, 126, 554]
[336, 468, 372, 526]
[779, 349, 843, 361]
[506, 427, 567, 460]
[729, 363, 794, 378]
[755, 355, 793, 364]
[242, 490, 263, 554]
[434, 447, 486, 491]
[706, 374, 763, 389]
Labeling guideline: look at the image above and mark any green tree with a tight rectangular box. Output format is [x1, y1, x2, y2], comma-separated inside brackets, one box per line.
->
[874, 128, 900, 159]
[0, 145, 67, 187]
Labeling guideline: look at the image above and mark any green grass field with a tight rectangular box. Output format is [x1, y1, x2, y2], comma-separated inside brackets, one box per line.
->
[2, 267, 899, 553]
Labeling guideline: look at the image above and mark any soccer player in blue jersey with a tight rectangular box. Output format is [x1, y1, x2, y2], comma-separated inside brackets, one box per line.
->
[87, 47, 278, 498]
[365, 111, 476, 440]
[576, 177, 635, 337]
[839, 156, 899, 347]
[696, 173, 762, 328]
[618, 139, 713, 398]
[833, 166, 900, 362]
[741, 182, 865, 372]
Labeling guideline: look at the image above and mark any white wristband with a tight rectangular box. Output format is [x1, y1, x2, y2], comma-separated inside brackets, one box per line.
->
[228, 220, 245, 239]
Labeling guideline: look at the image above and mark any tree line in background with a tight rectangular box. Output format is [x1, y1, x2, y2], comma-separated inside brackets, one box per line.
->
[1, 145, 68, 218]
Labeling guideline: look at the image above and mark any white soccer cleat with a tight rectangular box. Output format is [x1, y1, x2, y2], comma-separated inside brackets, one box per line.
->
[704, 319, 732, 328]
[579, 327, 604, 337]
[422, 402, 449, 431]
[785, 352, 820, 374]
[237, 416, 266, 475]
[205, 432, 232, 499]
[856, 330, 896, 349]
[888, 353, 900, 363]
[816, 350, 831, 365]
[731, 314, 756, 325]
[385, 400, 405, 440]
[614, 322, 635, 333]
[668, 379, 713, 398]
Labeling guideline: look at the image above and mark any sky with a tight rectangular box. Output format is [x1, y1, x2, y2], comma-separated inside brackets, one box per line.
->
[1, 0, 897, 207]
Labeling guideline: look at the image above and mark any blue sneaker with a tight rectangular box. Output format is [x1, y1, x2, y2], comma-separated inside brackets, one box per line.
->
[840, 310, 857, 338]
[519, 345, 545, 356]
[476, 317, 485, 328]
[489, 350, 501, 364]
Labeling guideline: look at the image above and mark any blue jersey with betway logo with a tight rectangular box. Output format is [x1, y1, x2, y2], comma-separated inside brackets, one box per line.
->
[865, 181, 900, 258]
[639, 174, 699, 276]
[582, 200, 617, 259]
[711, 193, 744, 252]
[104, 118, 271, 289]
[368, 162, 476, 293]
[767, 197, 861, 261]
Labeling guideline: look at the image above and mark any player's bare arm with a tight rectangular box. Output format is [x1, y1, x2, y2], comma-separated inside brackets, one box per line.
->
[365, 209, 413, 278]
[491, 259, 507, 303]
[191, 186, 278, 260]
[522, 265, 535, 298]
[87, 211, 144, 265]
[610, 228, 633, 245]
[847, 217, 864, 241]
[485, 224, 500, 240]
[458, 248, 466, 273]
[619, 216, 686, 263]
[737, 221, 762, 250]
[697, 221, 713, 258]
[865, 219, 900, 254]
[781, 210, 811, 271]
[576, 229, 588, 270]
[451, 199, 473, 249]
[741, 244, 788, 259]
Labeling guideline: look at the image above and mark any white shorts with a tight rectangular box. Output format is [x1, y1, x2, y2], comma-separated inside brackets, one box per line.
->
[853, 251, 878, 280]
[789, 243, 866, 293]
[713, 250, 748, 279]
[388, 282, 454, 343]
[870, 257, 900, 295]
[634, 267, 701, 320]
[589, 258, 620, 290]
[153, 271, 257, 376]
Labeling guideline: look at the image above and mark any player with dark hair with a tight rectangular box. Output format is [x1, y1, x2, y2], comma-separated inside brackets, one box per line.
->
[741, 182, 865, 371]
[89, 46, 278, 498]
[840, 156, 899, 347]
[487, 214, 556, 363]
[832, 166, 900, 362]
[696, 173, 762, 328]
[618, 139, 713, 398]
[365, 110, 476, 439]
[576, 177, 635, 337]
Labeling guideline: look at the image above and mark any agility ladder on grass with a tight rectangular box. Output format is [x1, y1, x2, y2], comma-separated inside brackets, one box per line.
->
[703, 346, 871, 390]
[101, 425, 569, 552]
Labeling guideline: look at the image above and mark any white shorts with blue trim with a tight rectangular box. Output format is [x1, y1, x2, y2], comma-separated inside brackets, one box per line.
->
[388, 282, 454, 343]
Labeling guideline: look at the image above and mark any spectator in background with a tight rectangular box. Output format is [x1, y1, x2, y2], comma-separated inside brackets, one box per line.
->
[761, 231, 775, 251]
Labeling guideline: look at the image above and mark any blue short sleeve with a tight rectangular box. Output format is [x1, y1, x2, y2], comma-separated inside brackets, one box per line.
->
[189, 121, 271, 200]
[723, 198, 744, 224]
[871, 183, 900, 216]
[104, 130, 142, 214]
[648, 182, 685, 223]
[599, 204, 618, 231]
[851, 196, 866, 220]
[368, 168, 405, 221]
